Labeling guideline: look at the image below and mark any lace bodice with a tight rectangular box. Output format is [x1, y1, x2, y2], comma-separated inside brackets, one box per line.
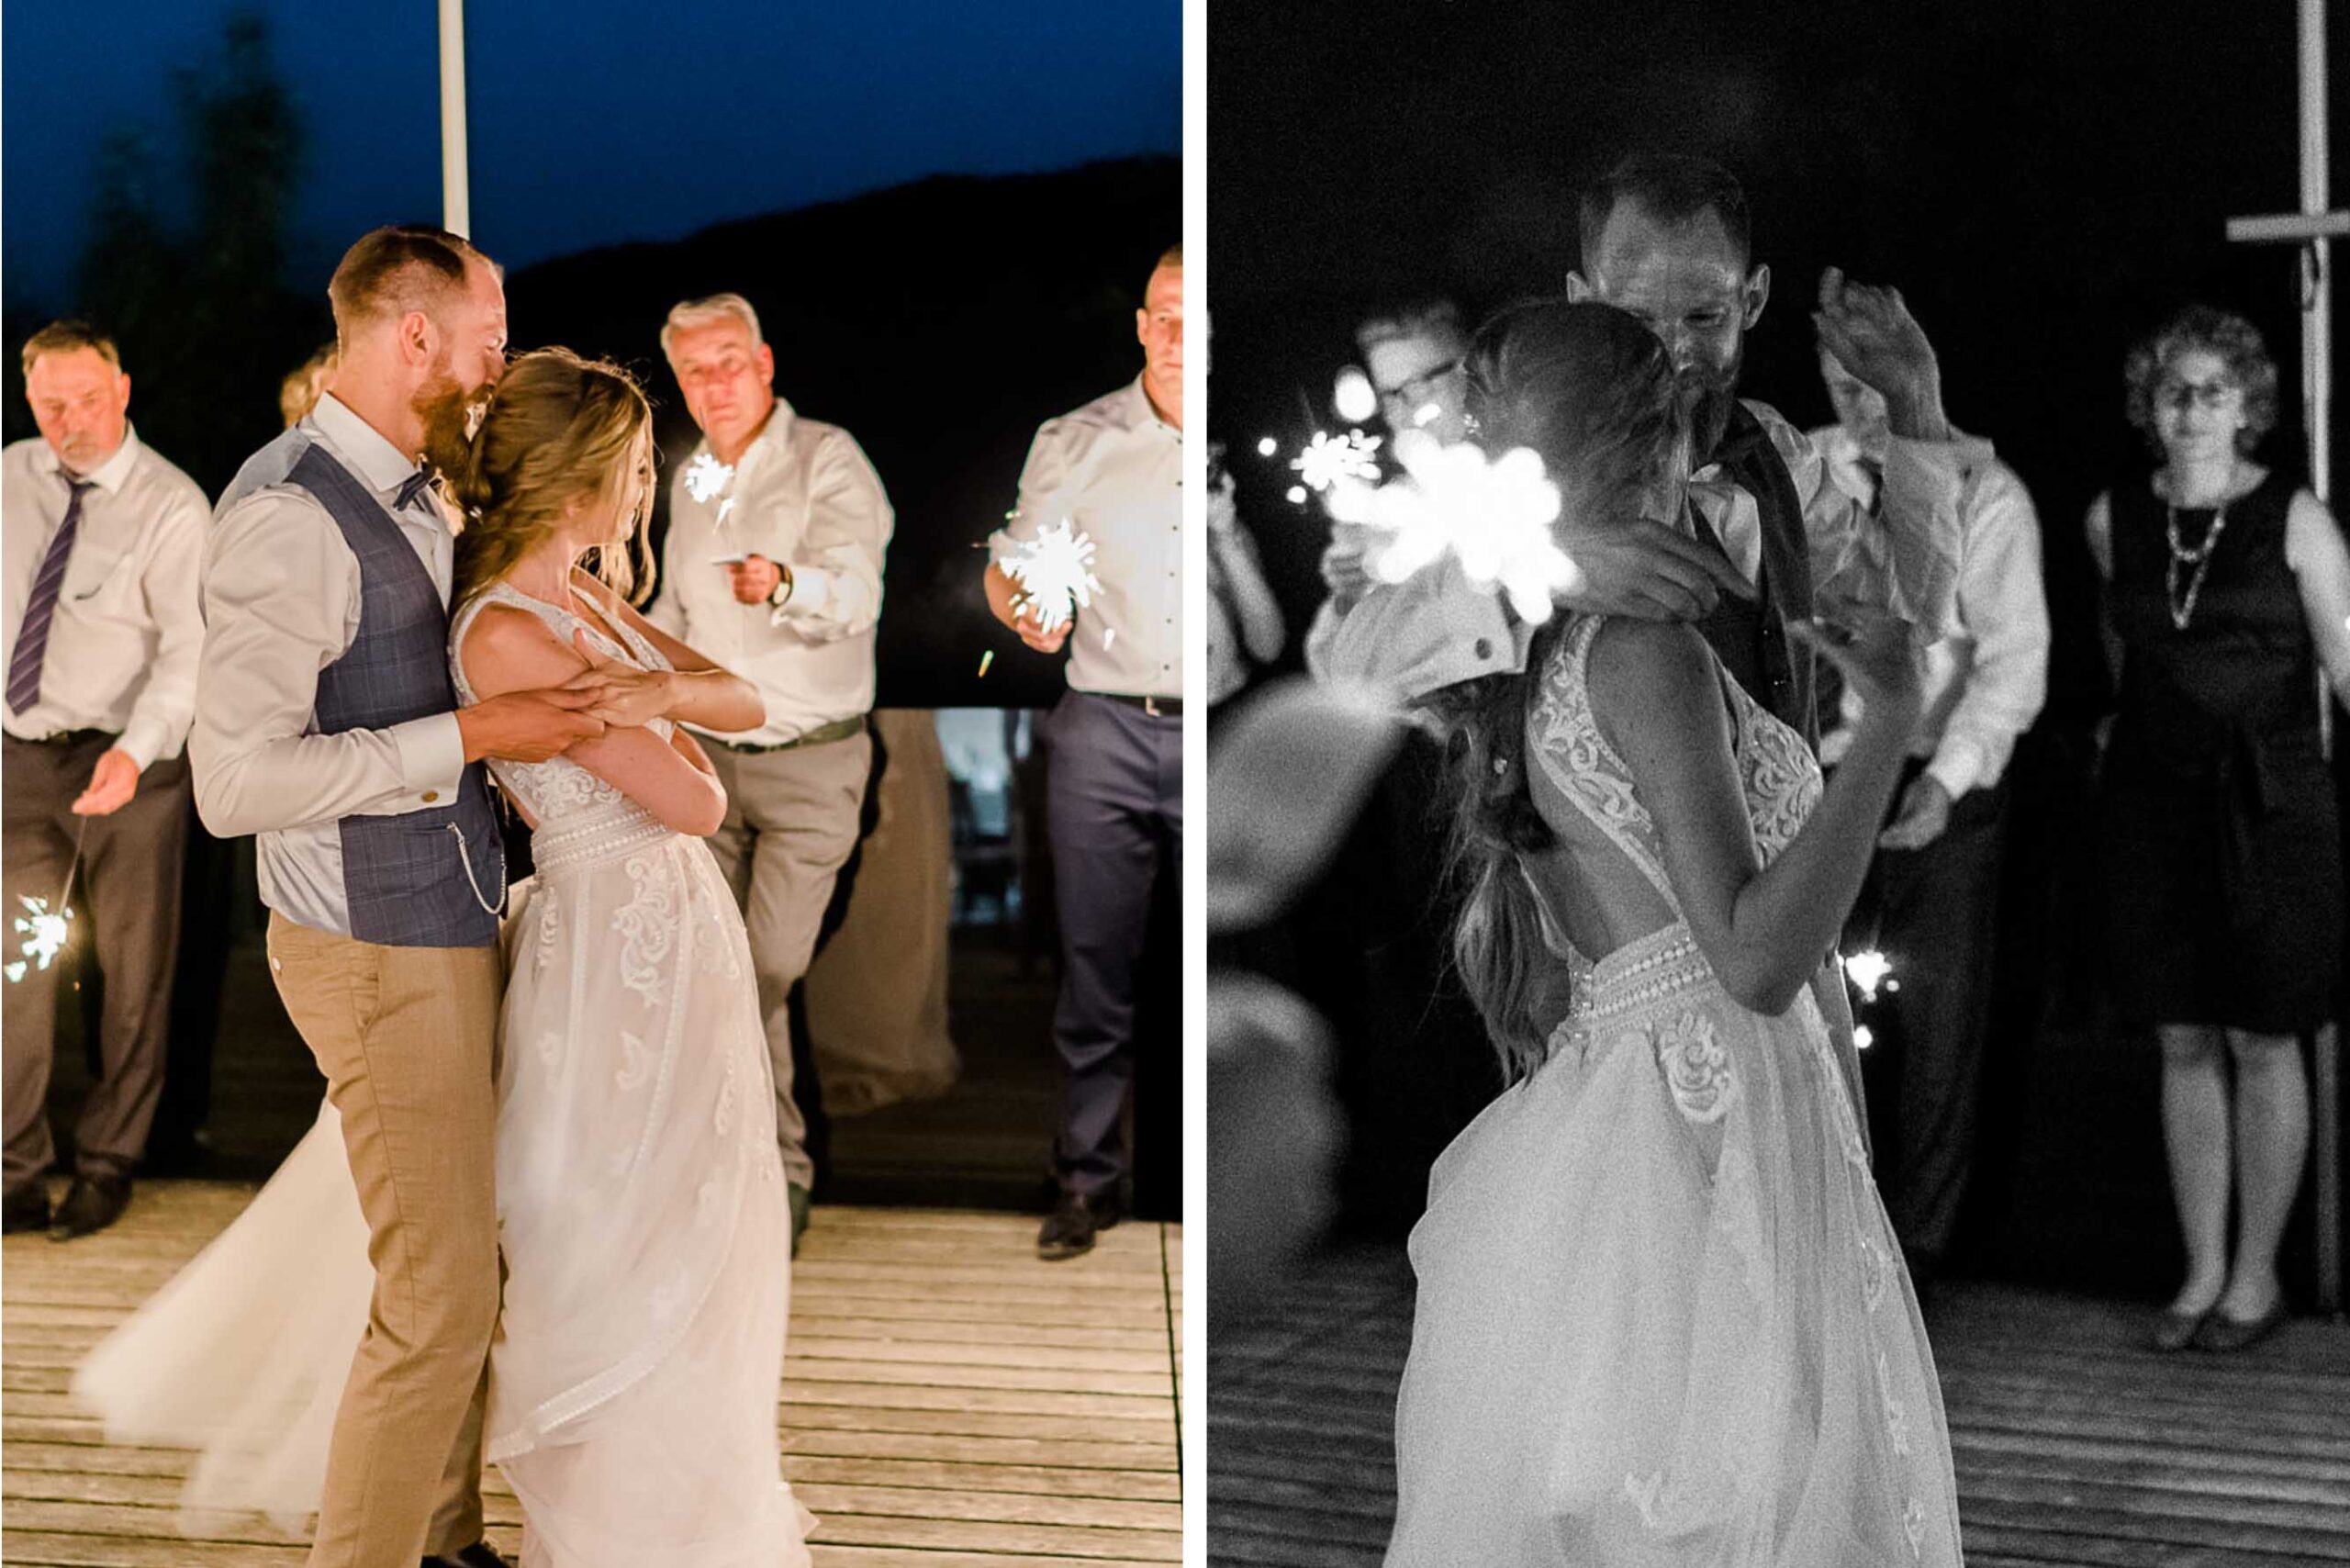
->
[1527, 613, 1822, 938]
[448, 579, 677, 846]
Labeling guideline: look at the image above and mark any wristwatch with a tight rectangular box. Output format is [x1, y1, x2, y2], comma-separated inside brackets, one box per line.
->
[767, 560, 796, 612]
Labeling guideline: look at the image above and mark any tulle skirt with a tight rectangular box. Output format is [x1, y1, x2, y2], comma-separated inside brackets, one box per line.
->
[1387, 924, 1962, 1566]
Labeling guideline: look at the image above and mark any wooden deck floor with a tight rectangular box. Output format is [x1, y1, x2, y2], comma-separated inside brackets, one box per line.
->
[1208, 1246, 2350, 1567]
[4, 1182, 1182, 1566]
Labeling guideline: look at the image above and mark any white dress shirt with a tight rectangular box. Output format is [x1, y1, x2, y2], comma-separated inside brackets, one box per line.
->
[645, 398, 892, 745]
[2, 426, 207, 767]
[1308, 398, 1988, 705]
[990, 378, 1182, 700]
[192, 393, 466, 935]
[1812, 424, 2050, 798]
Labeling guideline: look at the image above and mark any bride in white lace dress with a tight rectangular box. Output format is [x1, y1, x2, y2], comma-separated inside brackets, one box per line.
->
[1386, 303, 1962, 1564]
[75, 350, 810, 1566]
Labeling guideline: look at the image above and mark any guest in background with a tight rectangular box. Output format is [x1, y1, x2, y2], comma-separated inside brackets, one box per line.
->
[985, 244, 1182, 1260]
[2088, 304, 2350, 1351]
[1206, 441, 1284, 716]
[2, 321, 208, 1238]
[1814, 347, 2049, 1298]
[650, 291, 895, 1255]
[280, 342, 340, 428]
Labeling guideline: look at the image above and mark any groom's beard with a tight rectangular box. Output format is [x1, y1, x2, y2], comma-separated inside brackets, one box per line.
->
[1675, 353, 1743, 465]
[415, 368, 483, 483]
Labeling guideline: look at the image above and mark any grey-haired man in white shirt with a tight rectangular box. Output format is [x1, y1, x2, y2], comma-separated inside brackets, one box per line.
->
[649, 293, 895, 1252]
[2, 320, 207, 1241]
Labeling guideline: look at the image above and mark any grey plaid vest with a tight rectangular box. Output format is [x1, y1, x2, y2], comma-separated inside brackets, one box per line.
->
[218, 430, 502, 946]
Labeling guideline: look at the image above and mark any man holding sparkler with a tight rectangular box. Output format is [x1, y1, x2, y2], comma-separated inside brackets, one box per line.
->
[984, 244, 1183, 1260]
[649, 292, 894, 1253]
[2, 321, 208, 1240]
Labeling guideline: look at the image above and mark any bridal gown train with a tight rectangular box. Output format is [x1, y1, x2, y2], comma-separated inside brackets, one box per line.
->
[1386, 614, 1964, 1566]
[76, 579, 811, 1567]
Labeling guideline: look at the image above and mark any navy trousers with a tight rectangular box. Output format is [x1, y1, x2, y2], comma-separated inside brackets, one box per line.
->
[1045, 690, 1183, 1195]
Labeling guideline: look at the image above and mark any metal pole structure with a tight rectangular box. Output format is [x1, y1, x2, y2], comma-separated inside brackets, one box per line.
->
[2301, 0, 2342, 1318]
[438, 0, 470, 236]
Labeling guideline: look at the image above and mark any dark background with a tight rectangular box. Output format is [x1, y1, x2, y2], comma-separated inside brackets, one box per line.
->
[1210, 0, 2350, 1298]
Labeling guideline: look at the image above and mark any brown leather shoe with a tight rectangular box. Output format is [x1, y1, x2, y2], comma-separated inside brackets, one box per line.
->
[48, 1175, 129, 1240]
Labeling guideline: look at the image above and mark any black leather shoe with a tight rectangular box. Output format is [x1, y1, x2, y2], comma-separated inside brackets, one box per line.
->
[3, 1183, 49, 1235]
[1037, 1189, 1122, 1260]
[48, 1174, 130, 1240]
[2194, 1298, 2290, 1353]
[422, 1543, 513, 1568]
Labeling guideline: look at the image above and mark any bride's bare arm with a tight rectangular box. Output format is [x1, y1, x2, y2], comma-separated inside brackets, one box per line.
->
[1589, 617, 1916, 1015]
[461, 605, 728, 837]
[568, 570, 765, 734]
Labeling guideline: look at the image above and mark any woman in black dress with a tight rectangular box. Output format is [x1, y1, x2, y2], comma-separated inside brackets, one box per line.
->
[2088, 305, 2350, 1351]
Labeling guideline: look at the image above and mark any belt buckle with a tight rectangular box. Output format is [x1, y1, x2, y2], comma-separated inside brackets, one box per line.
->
[1144, 696, 1162, 718]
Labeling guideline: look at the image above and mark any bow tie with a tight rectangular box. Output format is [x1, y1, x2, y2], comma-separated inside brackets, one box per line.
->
[394, 466, 441, 513]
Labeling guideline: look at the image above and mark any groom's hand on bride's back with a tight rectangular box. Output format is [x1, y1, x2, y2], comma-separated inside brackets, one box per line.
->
[457, 687, 607, 764]
[1554, 517, 1751, 623]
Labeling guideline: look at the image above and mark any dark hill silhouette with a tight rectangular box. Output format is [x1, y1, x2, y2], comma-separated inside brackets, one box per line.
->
[507, 154, 1180, 710]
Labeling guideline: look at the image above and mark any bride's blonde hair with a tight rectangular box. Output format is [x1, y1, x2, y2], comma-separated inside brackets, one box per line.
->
[1419, 300, 1684, 1085]
[451, 347, 658, 609]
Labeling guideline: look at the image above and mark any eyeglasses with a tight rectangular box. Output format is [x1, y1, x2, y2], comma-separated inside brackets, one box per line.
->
[2157, 378, 2244, 413]
[1377, 360, 1464, 412]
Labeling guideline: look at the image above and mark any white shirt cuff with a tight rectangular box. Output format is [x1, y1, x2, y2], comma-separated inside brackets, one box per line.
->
[113, 722, 164, 773]
[771, 565, 834, 624]
[392, 712, 467, 808]
[1925, 740, 1984, 802]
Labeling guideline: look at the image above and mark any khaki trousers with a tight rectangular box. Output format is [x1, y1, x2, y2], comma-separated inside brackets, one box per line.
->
[266, 913, 502, 1568]
[704, 730, 871, 1190]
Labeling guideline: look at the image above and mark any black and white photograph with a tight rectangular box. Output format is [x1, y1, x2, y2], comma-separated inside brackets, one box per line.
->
[1207, 1, 2350, 1562]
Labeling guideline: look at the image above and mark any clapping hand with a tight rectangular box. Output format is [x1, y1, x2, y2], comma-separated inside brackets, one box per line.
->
[1813, 268, 1947, 440]
[563, 627, 674, 728]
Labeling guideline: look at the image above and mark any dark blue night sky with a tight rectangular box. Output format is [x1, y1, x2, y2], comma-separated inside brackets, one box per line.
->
[3, 0, 1181, 310]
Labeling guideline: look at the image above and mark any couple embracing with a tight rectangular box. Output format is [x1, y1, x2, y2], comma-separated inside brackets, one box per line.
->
[75, 225, 810, 1568]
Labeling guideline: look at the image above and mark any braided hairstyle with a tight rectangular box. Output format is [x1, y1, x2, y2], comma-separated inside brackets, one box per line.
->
[1422, 299, 1683, 1083]
[450, 347, 658, 610]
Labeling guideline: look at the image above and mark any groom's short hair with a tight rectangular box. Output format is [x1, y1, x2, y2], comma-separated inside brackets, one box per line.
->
[660, 294, 765, 361]
[1578, 154, 1752, 270]
[328, 225, 497, 345]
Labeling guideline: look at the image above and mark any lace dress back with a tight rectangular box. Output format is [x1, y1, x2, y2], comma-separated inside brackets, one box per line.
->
[1387, 612, 1962, 1567]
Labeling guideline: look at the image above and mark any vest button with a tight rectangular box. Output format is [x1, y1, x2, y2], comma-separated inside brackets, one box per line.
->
[422, 790, 440, 803]
[1473, 638, 1494, 660]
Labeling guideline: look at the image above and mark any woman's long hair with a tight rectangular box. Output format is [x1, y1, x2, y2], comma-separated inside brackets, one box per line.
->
[1422, 300, 1683, 1084]
[450, 347, 658, 609]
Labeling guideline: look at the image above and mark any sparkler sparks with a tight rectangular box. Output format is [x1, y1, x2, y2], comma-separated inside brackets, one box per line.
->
[1291, 430, 1382, 492]
[6, 895, 72, 984]
[1257, 437, 1279, 458]
[1334, 367, 1379, 425]
[1334, 430, 1579, 624]
[682, 453, 735, 505]
[977, 649, 994, 678]
[1842, 948, 1894, 1002]
[1002, 521, 1102, 634]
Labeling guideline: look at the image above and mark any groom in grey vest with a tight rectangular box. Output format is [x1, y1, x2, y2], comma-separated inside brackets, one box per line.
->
[193, 226, 600, 1568]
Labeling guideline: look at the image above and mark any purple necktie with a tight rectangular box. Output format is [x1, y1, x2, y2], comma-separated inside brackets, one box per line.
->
[7, 475, 96, 716]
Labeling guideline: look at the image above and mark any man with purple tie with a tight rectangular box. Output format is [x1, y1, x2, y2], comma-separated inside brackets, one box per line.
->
[2, 321, 208, 1239]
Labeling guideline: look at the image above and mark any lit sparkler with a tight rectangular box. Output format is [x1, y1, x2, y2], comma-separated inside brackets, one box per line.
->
[6, 818, 84, 984]
[1002, 521, 1102, 634]
[682, 453, 735, 505]
[1333, 430, 1579, 625]
[1291, 430, 1382, 493]
[1842, 948, 1894, 1003]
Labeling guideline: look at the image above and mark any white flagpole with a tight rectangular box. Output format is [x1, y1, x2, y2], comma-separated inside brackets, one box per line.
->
[438, 0, 471, 236]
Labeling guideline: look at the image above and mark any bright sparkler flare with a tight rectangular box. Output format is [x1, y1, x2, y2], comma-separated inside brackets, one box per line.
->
[7, 895, 72, 983]
[1256, 436, 1279, 458]
[1337, 429, 1579, 625]
[1003, 521, 1102, 634]
[683, 453, 735, 505]
[1286, 486, 1309, 506]
[1291, 430, 1382, 492]
[1843, 948, 1894, 1003]
[1853, 1025, 1875, 1051]
[1334, 366, 1378, 425]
